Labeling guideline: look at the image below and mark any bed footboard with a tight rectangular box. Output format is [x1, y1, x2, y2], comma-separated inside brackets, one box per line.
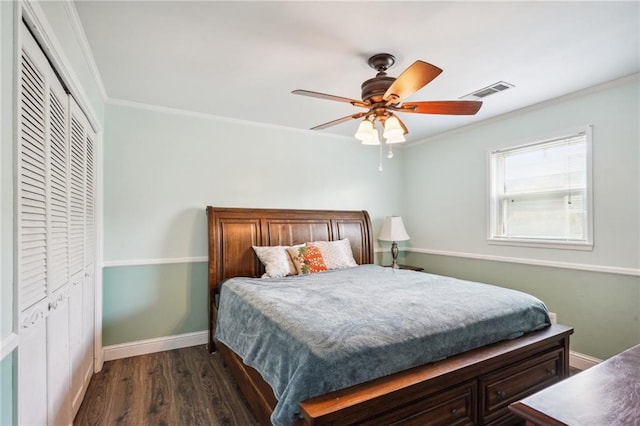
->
[218, 325, 572, 426]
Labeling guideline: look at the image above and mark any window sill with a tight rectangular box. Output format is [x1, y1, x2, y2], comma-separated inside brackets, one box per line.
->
[488, 237, 593, 251]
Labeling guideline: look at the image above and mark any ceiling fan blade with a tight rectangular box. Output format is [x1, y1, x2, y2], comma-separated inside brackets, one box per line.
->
[292, 89, 369, 108]
[310, 112, 367, 130]
[399, 100, 483, 115]
[383, 61, 443, 103]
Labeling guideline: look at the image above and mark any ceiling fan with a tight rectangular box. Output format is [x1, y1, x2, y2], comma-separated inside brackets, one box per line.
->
[292, 53, 482, 145]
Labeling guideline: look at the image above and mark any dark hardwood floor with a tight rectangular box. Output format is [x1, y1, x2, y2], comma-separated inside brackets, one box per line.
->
[75, 345, 585, 426]
[74, 345, 258, 426]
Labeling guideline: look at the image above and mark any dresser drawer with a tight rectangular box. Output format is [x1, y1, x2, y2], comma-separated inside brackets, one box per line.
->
[369, 380, 476, 426]
[480, 348, 563, 423]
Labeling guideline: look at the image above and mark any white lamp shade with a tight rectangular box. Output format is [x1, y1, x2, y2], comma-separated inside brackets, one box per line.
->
[355, 120, 374, 141]
[378, 216, 410, 242]
[361, 128, 381, 145]
[382, 116, 403, 139]
[385, 133, 406, 144]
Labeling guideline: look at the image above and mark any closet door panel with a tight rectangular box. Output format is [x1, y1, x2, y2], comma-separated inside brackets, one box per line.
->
[18, 20, 98, 423]
[18, 24, 51, 425]
[18, 21, 75, 426]
[47, 288, 71, 426]
[69, 276, 84, 412]
[69, 99, 90, 414]
[85, 132, 95, 268]
[81, 266, 95, 389]
[17, 303, 48, 426]
[19, 42, 48, 312]
[46, 68, 72, 426]
[69, 110, 85, 282]
[82, 130, 96, 382]
[48, 87, 69, 293]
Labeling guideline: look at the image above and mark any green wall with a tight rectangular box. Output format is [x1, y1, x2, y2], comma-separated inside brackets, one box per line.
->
[402, 78, 639, 268]
[401, 76, 640, 360]
[102, 102, 406, 346]
[406, 252, 639, 360]
[102, 79, 640, 362]
[102, 253, 404, 346]
[103, 262, 208, 346]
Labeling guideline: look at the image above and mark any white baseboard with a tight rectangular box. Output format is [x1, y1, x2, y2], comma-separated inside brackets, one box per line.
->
[103, 330, 208, 361]
[569, 350, 601, 370]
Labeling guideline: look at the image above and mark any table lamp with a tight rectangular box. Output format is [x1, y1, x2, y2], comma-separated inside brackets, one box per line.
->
[378, 216, 410, 269]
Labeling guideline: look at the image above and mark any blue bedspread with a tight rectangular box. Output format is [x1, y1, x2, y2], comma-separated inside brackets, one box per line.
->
[215, 264, 550, 426]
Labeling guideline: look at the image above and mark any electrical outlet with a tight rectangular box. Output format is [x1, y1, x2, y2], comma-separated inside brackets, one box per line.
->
[548, 312, 557, 324]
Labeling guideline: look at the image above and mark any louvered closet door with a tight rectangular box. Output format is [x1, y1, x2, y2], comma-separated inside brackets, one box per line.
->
[68, 99, 85, 411]
[46, 65, 73, 426]
[68, 98, 93, 414]
[18, 24, 51, 426]
[82, 127, 96, 390]
[18, 21, 72, 426]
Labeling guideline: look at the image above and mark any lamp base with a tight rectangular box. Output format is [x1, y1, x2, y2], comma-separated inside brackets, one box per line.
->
[391, 241, 399, 269]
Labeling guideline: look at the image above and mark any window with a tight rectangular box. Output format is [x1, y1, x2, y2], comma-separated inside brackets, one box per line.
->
[489, 126, 593, 250]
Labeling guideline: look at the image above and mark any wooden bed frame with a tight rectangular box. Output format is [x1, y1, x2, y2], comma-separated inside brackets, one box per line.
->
[206, 206, 573, 426]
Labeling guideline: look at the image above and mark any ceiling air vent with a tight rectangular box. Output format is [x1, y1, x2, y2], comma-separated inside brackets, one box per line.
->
[461, 81, 514, 100]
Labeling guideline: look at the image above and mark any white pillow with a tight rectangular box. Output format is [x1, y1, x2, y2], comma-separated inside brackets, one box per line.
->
[252, 245, 300, 278]
[307, 238, 357, 270]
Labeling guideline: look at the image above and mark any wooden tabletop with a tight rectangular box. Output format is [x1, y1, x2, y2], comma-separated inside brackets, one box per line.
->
[510, 343, 640, 425]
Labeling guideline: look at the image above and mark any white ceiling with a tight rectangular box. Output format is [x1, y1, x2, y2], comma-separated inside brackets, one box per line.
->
[74, 1, 640, 142]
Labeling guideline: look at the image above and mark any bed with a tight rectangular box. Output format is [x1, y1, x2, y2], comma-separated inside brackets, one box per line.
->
[206, 206, 573, 426]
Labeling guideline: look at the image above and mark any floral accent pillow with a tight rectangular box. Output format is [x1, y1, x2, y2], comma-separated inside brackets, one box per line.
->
[307, 238, 357, 270]
[252, 245, 299, 278]
[286, 245, 328, 275]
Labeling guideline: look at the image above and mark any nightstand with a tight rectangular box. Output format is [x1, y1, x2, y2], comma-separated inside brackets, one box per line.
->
[385, 264, 424, 272]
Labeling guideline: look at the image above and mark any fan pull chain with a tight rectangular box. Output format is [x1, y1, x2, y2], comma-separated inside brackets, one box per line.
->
[378, 143, 383, 172]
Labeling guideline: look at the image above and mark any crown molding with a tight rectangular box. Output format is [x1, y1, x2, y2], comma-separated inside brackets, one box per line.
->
[63, 0, 107, 101]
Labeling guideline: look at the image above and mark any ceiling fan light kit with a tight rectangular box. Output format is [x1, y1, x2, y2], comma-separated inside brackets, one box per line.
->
[382, 116, 404, 140]
[355, 119, 375, 142]
[385, 132, 406, 145]
[361, 128, 381, 146]
[293, 52, 483, 167]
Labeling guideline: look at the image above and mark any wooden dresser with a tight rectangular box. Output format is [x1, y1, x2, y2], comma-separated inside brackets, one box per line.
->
[509, 343, 640, 425]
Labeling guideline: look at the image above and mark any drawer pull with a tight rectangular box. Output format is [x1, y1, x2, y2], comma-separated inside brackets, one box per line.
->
[546, 368, 556, 376]
[451, 408, 462, 418]
[496, 390, 506, 399]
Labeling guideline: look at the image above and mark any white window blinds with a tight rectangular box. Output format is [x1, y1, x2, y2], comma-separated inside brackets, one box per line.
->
[489, 128, 593, 249]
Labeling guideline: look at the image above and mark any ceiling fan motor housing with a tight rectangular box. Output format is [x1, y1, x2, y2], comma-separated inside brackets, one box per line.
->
[361, 76, 395, 103]
[362, 53, 397, 103]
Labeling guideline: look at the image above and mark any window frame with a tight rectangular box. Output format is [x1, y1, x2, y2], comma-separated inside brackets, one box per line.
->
[487, 125, 594, 251]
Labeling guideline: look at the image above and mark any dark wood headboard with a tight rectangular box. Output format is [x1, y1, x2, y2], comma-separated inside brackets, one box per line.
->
[206, 206, 374, 286]
[205, 206, 373, 351]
